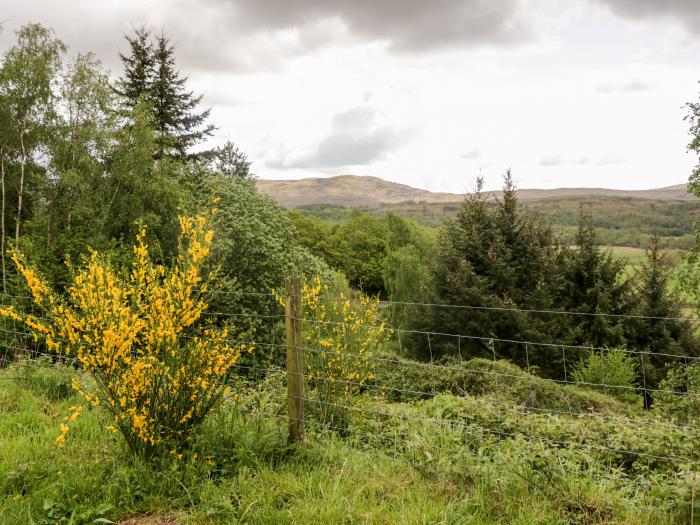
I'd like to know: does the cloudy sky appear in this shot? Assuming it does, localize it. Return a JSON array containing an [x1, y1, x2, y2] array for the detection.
[[2, 0, 699, 192]]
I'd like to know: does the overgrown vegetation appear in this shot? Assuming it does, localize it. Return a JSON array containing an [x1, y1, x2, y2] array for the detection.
[[2, 20, 700, 525]]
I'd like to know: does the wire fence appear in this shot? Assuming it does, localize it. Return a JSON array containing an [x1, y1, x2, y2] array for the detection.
[[1, 278, 700, 481]]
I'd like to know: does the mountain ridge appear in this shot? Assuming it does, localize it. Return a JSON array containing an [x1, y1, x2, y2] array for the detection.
[[256, 175, 693, 209]]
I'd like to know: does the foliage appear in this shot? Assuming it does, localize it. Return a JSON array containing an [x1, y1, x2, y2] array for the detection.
[[628, 235, 698, 393], [570, 349, 640, 405], [413, 173, 571, 373], [558, 207, 633, 349], [210, 140, 253, 179], [116, 27, 214, 160], [382, 212, 435, 329], [296, 197, 699, 250], [295, 276, 387, 429], [374, 355, 635, 416], [290, 210, 389, 296], [0, 23, 66, 255], [0, 212, 251, 457], [1, 358, 698, 524], [654, 361, 700, 423], [686, 80, 700, 197]]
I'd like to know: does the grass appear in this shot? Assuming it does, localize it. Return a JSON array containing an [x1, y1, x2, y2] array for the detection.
[[0, 359, 698, 524]]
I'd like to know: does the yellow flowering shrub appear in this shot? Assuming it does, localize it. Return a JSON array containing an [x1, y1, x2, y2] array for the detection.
[[3, 212, 251, 457], [297, 277, 386, 429]]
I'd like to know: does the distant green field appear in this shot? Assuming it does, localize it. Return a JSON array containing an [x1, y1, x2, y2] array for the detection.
[[295, 195, 699, 250], [605, 245, 685, 265]]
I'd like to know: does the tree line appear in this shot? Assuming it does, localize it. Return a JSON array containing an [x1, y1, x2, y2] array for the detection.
[[0, 23, 331, 375], [292, 171, 698, 397]]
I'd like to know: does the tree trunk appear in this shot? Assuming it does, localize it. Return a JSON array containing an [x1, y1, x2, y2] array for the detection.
[[15, 124, 26, 245], [0, 148, 6, 294], [46, 202, 53, 249]]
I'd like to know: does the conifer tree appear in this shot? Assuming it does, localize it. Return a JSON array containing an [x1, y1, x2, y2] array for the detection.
[[212, 140, 252, 179], [560, 206, 631, 348], [116, 28, 215, 160], [418, 173, 567, 374], [114, 26, 154, 111], [151, 31, 215, 159], [631, 235, 697, 398]]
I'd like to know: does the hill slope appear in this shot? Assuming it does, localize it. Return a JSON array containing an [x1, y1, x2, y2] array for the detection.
[[256, 175, 693, 208]]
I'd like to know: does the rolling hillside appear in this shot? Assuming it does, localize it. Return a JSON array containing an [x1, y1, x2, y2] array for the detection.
[[256, 175, 694, 209]]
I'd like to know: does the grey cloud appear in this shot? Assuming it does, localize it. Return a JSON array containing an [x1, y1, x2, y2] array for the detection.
[[461, 148, 481, 159], [0, 2, 142, 72], [597, 80, 654, 93], [267, 106, 415, 169], [539, 155, 563, 167], [591, 0, 700, 36], [331, 106, 376, 132], [1, 0, 531, 76], [288, 128, 404, 168], [572, 155, 627, 166], [621, 80, 653, 92], [209, 0, 531, 53]]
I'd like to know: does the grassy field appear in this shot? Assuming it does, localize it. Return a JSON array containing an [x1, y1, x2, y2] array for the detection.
[[1, 358, 698, 524]]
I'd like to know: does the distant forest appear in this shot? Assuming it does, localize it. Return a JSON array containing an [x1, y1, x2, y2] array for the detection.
[[294, 195, 699, 249]]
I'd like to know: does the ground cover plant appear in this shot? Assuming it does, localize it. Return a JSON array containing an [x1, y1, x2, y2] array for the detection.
[[1, 356, 699, 524]]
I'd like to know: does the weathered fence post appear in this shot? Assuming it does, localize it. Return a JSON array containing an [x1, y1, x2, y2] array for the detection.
[[285, 277, 303, 444]]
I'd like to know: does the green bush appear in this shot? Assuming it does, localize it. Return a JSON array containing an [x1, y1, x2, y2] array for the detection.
[[353, 392, 697, 477], [373, 355, 634, 416], [570, 350, 640, 406], [654, 361, 700, 423]]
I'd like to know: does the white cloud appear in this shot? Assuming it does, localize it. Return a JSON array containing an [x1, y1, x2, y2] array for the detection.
[[1, 0, 698, 192]]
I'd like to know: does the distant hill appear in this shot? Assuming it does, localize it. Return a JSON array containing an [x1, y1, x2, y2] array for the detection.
[[256, 175, 694, 208]]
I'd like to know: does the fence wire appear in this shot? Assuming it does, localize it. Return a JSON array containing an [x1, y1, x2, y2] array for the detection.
[[1, 287, 700, 479]]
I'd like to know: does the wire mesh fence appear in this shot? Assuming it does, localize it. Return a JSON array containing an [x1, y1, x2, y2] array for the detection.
[[1, 278, 700, 479]]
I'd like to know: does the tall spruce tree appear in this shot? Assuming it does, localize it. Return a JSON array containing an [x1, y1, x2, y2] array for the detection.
[[116, 28, 214, 160], [630, 235, 697, 399], [416, 173, 568, 374], [560, 206, 632, 349], [114, 26, 154, 111]]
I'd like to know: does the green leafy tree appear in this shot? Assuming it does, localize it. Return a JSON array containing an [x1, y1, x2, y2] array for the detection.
[[685, 80, 700, 196], [28, 53, 116, 282], [0, 79, 15, 292], [104, 96, 185, 261], [0, 24, 65, 244], [382, 213, 434, 334], [332, 211, 388, 296]]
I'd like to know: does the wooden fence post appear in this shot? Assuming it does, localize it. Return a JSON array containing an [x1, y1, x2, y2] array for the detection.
[[285, 277, 303, 444]]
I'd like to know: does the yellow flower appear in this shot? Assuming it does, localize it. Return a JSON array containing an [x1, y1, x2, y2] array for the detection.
[[0, 212, 249, 458]]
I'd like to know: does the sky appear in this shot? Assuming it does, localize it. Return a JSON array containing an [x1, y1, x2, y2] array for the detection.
[[1, 0, 699, 193]]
